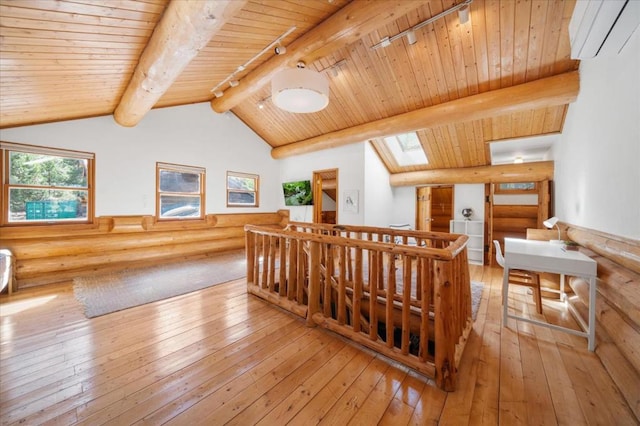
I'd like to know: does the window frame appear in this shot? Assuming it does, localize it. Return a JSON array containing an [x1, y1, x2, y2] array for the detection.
[[156, 162, 206, 221], [494, 182, 538, 194], [226, 171, 259, 208], [1, 141, 95, 226]]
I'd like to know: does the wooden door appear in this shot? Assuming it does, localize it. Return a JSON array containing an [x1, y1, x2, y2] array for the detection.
[[430, 186, 453, 233], [415, 186, 432, 231], [417, 186, 453, 232]]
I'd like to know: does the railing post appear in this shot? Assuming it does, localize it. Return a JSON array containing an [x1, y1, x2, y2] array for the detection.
[[246, 230, 255, 285], [433, 259, 457, 391], [307, 241, 321, 327], [279, 236, 287, 297], [287, 238, 297, 300], [353, 247, 363, 333]]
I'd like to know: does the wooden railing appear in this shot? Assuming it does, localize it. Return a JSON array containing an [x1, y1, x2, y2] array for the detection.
[[245, 221, 473, 391]]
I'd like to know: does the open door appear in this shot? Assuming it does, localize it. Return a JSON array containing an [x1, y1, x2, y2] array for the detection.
[[416, 186, 432, 231], [313, 169, 338, 224]]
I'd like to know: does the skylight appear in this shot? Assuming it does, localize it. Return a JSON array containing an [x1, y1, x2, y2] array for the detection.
[[383, 132, 428, 166]]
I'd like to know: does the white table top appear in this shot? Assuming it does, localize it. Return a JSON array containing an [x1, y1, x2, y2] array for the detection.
[[504, 238, 597, 277]]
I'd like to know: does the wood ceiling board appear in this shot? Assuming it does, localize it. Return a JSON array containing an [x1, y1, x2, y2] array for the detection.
[[0, 0, 579, 173]]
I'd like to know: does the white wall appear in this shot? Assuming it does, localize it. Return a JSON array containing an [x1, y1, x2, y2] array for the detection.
[[555, 29, 640, 240], [391, 186, 416, 226], [493, 194, 538, 205], [363, 142, 393, 227], [0, 102, 281, 216], [277, 143, 365, 225], [453, 184, 484, 221]]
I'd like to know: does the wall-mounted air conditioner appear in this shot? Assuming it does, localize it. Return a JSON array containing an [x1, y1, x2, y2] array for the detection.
[[569, 0, 640, 59]]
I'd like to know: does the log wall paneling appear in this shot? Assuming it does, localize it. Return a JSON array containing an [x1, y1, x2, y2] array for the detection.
[[0, 210, 289, 289], [562, 224, 640, 419]]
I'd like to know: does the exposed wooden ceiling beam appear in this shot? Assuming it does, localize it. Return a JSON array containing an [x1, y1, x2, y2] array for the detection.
[[389, 161, 555, 186], [114, 0, 247, 127], [210, 0, 429, 113], [271, 71, 580, 159]]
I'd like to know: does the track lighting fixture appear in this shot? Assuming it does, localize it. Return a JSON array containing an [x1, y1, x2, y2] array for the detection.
[[458, 5, 470, 24], [371, 0, 473, 50], [213, 90, 224, 98], [406, 30, 417, 45], [210, 26, 296, 96]]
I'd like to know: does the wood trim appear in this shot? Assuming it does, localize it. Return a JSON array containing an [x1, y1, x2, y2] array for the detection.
[[390, 161, 554, 186], [226, 171, 260, 208], [271, 71, 579, 159], [1, 142, 96, 227]]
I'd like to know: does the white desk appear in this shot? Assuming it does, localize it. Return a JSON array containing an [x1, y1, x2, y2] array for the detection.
[[502, 238, 598, 351]]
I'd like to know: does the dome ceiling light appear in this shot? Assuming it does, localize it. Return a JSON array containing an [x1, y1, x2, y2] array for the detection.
[[271, 62, 329, 114]]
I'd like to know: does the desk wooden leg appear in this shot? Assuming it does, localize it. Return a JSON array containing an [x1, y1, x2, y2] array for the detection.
[[588, 276, 597, 351], [502, 267, 510, 326]]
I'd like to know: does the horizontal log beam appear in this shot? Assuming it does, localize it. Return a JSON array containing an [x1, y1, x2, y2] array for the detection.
[[390, 161, 554, 186], [271, 71, 579, 159], [114, 0, 246, 127], [210, 0, 428, 113]]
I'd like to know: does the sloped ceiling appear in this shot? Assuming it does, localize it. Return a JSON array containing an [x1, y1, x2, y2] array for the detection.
[[0, 0, 579, 173]]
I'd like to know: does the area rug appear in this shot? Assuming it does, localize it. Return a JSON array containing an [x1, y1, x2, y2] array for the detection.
[[73, 250, 246, 318], [471, 281, 484, 321]]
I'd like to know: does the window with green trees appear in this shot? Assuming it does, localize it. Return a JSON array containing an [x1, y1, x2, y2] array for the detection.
[[1, 142, 93, 224]]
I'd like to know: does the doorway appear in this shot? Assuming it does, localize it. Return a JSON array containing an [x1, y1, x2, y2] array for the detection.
[[416, 186, 453, 232], [312, 169, 338, 224]]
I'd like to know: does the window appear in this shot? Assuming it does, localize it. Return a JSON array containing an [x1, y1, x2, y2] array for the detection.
[[495, 182, 538, 194], [1, 142, 94, 225], [227, 171, 259, 207], [381, 132, 428, 166], [156, 162, 205, 220]]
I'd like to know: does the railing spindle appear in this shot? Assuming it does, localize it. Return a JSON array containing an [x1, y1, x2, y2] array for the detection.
[[353, 247, 363, 333], [279, 236, 286, 296], [369, 251, 379, 341], [386, 252, 396, 348], [287, 239, 297, 300], [401, 255, 412, 355], [337, 245, 346, 324]]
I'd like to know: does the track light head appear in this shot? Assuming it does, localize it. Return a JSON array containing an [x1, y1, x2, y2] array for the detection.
[[458, 5, 470, 24], [213, 90, 224, 98], [406, 30, 417, 45]]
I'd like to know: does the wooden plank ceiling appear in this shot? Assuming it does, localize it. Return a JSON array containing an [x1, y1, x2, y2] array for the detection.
[[0, 0, 579, 173]]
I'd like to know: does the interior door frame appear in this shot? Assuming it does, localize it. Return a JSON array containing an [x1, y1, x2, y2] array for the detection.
[[312, 168, 339, 224]]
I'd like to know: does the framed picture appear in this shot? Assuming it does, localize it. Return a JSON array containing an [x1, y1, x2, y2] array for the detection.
[[343, 190, 358, 213]]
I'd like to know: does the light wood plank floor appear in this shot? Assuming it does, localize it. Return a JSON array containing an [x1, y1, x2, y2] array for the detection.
[[0, 264, 637, 425]]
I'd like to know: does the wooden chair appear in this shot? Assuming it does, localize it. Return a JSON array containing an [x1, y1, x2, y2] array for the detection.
[[493, 240, 543, 314]]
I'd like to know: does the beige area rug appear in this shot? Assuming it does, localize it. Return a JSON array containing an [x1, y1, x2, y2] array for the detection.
[[471, 281, 483, 320], [73, 250, 246, 318]]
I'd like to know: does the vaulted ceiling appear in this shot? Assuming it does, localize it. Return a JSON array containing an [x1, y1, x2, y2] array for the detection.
[[0, 0, 580, 174]]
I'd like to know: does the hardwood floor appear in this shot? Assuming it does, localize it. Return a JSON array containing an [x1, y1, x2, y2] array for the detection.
[[0, 264, 637, 425]]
